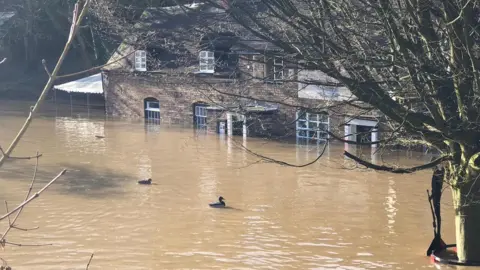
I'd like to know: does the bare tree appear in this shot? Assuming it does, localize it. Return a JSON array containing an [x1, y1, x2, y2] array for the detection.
[[207, 0, 480, 263], [0, 0, 92, 267]]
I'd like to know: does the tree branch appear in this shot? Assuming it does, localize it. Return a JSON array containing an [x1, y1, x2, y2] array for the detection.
[[0, 152, 41, 242], [326, 130, 383, 145], [0, 169, 67, 222], [86, 253, 94, 270], [233, 137, 328, 167], [343, 151, 451, 174], [41, 59, 52, 77], [0, 0, 92, 169], [4, 241, 52, 247]]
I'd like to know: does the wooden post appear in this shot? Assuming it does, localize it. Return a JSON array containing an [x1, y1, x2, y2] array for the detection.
[[54, 88, 57, 117]]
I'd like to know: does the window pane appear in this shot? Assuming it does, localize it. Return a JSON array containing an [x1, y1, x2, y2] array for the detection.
[[207, 51, 214, 57], [148, 101, 159, 109], [319, 114, 328, 122], [200, 51, 207, 58], [309, 121, 319, 129], [297, 112, 307, 121], [274, 57, 283, 65]]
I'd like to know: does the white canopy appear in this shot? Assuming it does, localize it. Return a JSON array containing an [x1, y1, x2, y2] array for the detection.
[[54, 73, 103, 94]]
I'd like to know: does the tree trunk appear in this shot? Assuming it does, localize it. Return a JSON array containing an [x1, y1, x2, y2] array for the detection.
[[452, 175, 480, 262]]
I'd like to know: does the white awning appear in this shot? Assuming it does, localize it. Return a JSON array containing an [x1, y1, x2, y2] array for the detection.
[[54, 73, 103, 94]]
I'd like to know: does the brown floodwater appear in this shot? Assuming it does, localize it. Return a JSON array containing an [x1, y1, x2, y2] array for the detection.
[[0, 101, 473, 269]]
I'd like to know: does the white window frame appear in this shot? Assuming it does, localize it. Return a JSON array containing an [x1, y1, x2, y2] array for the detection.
[[296, 111, 329, 141], [199, 51, 215, 73], [273, 56, 284, 81], [145, 100, 160, 120], [194, 105, 208, 128], [135, 50, 147, 71]]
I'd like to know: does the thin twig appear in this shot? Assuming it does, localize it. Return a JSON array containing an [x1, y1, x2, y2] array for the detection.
[[3, 202, 11, 226], [0, 169, 67, 222], [344, 151, 451, 174], [7, 153, 43, 160], [0, 152, 41, 242], [11, 225, 40, 231], [86, 253, 94, 270], [4, 241, 52, 247], [232, 137, 329, 167], [42, 59, 52, 77], [234, 159, 265, 169]]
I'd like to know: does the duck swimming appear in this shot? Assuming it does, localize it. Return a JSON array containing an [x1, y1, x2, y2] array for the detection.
[[209, 196, 226, 208], [138, 178, 152, 185]]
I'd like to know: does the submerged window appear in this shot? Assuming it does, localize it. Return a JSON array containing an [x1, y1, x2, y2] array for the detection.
[[144, 98, 160, 121], [296, 111, 329, 141], [135, 50, 147, 71], [194, 104, 208, 128]]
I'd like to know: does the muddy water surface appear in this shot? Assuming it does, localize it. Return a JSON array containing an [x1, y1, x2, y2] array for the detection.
[[0, 102, 469, 269]]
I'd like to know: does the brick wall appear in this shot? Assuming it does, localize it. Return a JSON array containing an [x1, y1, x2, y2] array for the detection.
[[103, 71, 303, 138], [103, 70, 382, 141]]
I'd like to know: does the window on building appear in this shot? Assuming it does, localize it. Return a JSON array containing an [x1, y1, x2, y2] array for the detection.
[[296, 111, 329, 141], [265, 56, 284, 81], [199, 51, 215, 73], [273, 57, 284, 80], [135, 50, 147, 71], [144, 98, 160, 121], [194, 104, 208, 128]]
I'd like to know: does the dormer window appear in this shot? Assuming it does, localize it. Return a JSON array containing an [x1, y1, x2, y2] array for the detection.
[[199, 51, 215, 73], [135, 50, 147, 71], [273, 57, 284, 80], [265, 56, 284, 82]]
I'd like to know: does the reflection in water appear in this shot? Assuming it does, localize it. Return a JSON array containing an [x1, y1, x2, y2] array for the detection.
[[371, 147, 378, 164], [295, 140, 329, 164], [226, 135, 233, 167], [0, 113, 465, 269], [136, 151, 152, 180], [241, 135, 247, 167], [385, 177, 398, 234], [198, 163, 217, 197], [55, 117, 106, 154], [145, 122, 161, 133]]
